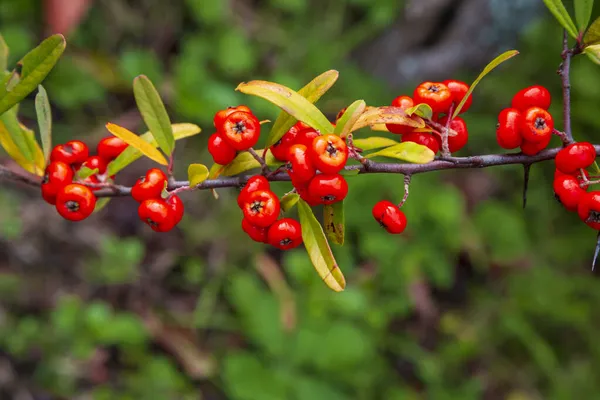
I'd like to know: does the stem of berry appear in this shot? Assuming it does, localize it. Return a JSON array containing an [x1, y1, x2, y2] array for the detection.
[[440, 104, 454, 158], [347, 133, 372, 169], [167, 152, 175, 178], [553, 129, 570, 145], [398, 175, 411, 208], [248, 148, 270, 174]]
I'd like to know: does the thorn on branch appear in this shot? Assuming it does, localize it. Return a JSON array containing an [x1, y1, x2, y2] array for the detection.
[[593, 231, 600, 272], [522, 164, 531, 209]]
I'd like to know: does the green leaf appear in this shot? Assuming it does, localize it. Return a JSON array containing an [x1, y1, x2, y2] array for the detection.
[[584, 16, 600, 44], [323, 201, 344, 245], [452, 50, 519, 118], [133, 75, 175, 155], [220, 149, 284, 177], [236, 79, 333, 137], [35, 85, 52, 162], [542, 0, 579, 39], [0, 109, 33, 165], [0, 34, 7, 72], [77, 166, 98, 180], [405, 103, 433, 120], [106, 123, 200, 176], [353, 137, 399, 151], [105, 123, 168, 165], [297, 199, 345, 292], [339, 169, 360, 177], [266, 70, 338, 147], [333, 100, 366, 138], [575, 0, 594, 31], [20, 122, 46, 174], [351, 106, 424, 132], [188, 163, 209, 187], [281, 192, 300, 212], [94, 197, 111, 213], [584, 43, 600, 64], [0, 34, 66, 116], [365, 142, 435, 164]]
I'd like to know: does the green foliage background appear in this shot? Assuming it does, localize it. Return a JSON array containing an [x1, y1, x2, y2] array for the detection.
[[2, 0, 600, 399]]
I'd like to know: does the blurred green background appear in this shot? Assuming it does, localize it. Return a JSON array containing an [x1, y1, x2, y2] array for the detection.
[[2, 0, 600, 399]]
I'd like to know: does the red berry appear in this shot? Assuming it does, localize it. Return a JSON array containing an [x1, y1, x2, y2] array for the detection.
[[442, 80, 472, 113], [81, 174, 102, 191], [82, 155, 108, 175], [438, 116, 468, 153], [555, 167, 589, 181], [97, 136, 128, 160], [55, 183, 96, 221], [496, 108, 523, 149], [270, 124, 300, 162], [386, 95, 416, 135], [237, 175, 270, 209], [219, 111, 261, 151], [242, 190, 281, 228], [138, 198, 176, 232], [307, 174, 348, 205], [166, 194, 184, 225], [553, 175, 587, 212], [267, 218, 303, 250], [511, 85, 551, 111], [296, 185, 321, 207], [413, 82, 453, 114], [578, 191, 600, 230], [401, 132, 440, 154], [555, 142, 596, 175], [50, 140, 89, 166], [213, 105, 252, 128], [372, 200, 407, 234], [208, 132, 237, 165], [310, 134, 348, 174], [295, 127, 321, 149], [520, 107, 554, 143], [520, 134, 552, 156], [241, 218, 269, 243], [41, 161, 74, 205], [131, 168, 167, 202], [288, 144, 317, 185]]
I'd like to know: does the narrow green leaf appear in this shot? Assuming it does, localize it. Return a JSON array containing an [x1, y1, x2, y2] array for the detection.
[[35, 85, 52, 162], [0, 34, 66, 116], [353, 137, 399, 151], [188, 163, 209, 187], [405, 103, 433, 120], [236, 80, 333, 137], [323, 201, 344, 245], [133, 75, 175, 155], [334, 100, 366, 138], [266, 70, 338, 147], [5, 70, 19, 91], [575, 0, 594, 31], [452, 50, 519, 118], [542, 0, 579, 39], [0, 35, 8, 72], [584, 16, 600, 44], [351, 106, 424, 132], [94, 197, 111, 213], [281, 192, 300, 212], [365, 142, 435, 164], [105, 123, 168, 165], [76, 166, 98, 180], [339, 169, 360, 177], [20, 122, 45, 173], [297, 199, 346, 292], [0, 109, 33, 163], [220, 149, 284, 176], [585, 43, 600, 64]]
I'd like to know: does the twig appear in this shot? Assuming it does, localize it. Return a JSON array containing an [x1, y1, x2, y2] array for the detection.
[[559, 30, 574, 144], [247, 148, 270, 174], [440, 104, 454, 158], [398, 175, 411, 208], [0, 165, 42, 186]]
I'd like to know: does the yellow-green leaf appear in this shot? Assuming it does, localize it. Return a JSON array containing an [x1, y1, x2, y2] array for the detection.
[[94, 197, 111, 213], [353, 137, 399, 151], [236, 80, 333, 136], [0, 108, 33, 165], [133, 75, 175, 155], [334, 100, 366, 139], [0, 118, 43, 175], [105, 122, 168, 166], [365, 142, 435, 164], [575, 0, 594, 32], [220, 149, 284, 177], [107, 123, 200, 176], [452, 50, 519, 118], [35, 85, 52, 162], [297, 199, 346, 292], [0, 34, 66, 116], [188, 163, 209, 187], [585, 16, 600, 44], [405, 103, 433, 120], [323, 201, 344, 245], [0, 35, 8, 72], [20, 122, 46, 174], [351, 106, 424, 132], [266, 70, 338, 147], [281, 192, 300, 212], [584, 43, 600, 64], [76, 166, 98, 179], [542, 0, 579, 38]]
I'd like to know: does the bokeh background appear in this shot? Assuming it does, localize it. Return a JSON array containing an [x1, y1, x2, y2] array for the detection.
[[2, 0, 600, 399]]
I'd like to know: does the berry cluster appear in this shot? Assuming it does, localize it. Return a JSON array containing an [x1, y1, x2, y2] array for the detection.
[[384, 80, 473, 154], [133, 168, 184, 232], [208, 105, 261, 165], [41, 137, 128, 221], [496, 85, 554, 155]]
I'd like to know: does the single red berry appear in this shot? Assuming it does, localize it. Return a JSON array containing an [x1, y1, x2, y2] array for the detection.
[[237, 175, 271, 209], [310, 134, 348, 174], [138, 199, 176, 232], [555, 142, 596, 175], [555, 167, 589, 181], [97, 136, 128, 160], [55, 183, 96, 221], [307, 174, 348, 205], [50, 140, 89, 166], [270, 124, 300, 162], [166, 194, 184, 225], [520, 133, 552, 156], [219, 111, 261, 151], [81, 155, 108, 175], [41, 161, 74, 205], [213, 105, 252, 128], [553, 175, 587, 212], [386, 95, 416, 135], [287, 144, 316, 185], [438, 116, 468, 153], [442, 80, 472, 113], [242, 190, 281, 228], [208, 132, 237, 165], [267, 218, 303, 250], [520, 107, 554, 143], [295, 127, 321, 149], [372, 200, 407, 234], [401, 132, 440, 154], [496, 108, 523, 149], [578, 191, 600, 230], [511, 85, 551, 111], [296, 184, 321, 207], [131, 168, 167, 202], [81, 174, 102, 191], [413, 82, 453, 114], [241, 218, 269, 243]]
